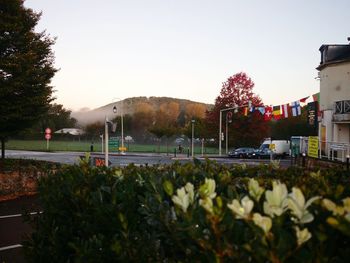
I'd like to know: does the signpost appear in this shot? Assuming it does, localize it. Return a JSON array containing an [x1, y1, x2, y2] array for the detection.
[[45, 128, 51, 151], [109, 137, 119, 152], [308, 136, 319, 158]]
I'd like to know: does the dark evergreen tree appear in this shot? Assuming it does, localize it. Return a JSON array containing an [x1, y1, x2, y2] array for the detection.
[[0, 0, 57, 158]]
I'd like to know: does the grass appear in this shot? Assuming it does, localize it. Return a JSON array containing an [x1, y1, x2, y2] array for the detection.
[[6, 140, 219, 154]]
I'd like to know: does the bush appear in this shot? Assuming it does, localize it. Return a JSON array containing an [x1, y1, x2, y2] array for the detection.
[[0, 159, 61, 200], [24, 160, 350, 262]]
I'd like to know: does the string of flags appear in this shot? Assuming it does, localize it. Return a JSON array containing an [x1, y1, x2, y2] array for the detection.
[[238, 92, 320, 121]]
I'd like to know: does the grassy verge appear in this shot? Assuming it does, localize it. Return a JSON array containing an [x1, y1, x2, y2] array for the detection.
[[6, 139, 219, 154]]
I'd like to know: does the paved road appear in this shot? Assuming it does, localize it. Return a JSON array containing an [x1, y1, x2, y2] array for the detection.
[[0, 196, 41, 263], [5, 150, 291, 167]]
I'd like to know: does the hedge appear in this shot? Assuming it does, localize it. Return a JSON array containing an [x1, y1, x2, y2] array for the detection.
[[24, 158, 350, 262]]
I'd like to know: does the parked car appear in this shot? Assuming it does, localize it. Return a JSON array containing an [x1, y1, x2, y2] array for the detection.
[[228, 147, 256, 158], [249, 148, 277, 159]]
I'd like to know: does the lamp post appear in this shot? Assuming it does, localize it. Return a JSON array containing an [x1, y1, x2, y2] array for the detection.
[[225, 112, 232, 154], [191, 119, 195, 157], [219, 101, 251, 156], [104, 105, 117, 167], [112, 98, 125, 155]]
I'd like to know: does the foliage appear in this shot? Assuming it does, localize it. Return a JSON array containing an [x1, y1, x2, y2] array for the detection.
[[0, 0, 57, 157], [18, 104, 77, 139], [0, 158, 61, 199], [206, 72, 269, 148], [24, 161, 350, 262]]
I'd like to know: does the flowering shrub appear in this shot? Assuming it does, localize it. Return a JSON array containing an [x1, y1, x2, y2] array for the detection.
[[24, 160, 350, 262]]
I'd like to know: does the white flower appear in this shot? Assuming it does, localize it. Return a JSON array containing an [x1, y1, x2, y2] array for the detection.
[[287, 187, 320, 224], [322, 199, 345, 216], [342, 197, 350, 213], [263, 181, 288, 217], [172, 187, 190, 213], [185, 182, 195, 204], [343, 198, 350, 222], [253, 213, 272, 234], [199, 178, 217, 199], [295, 226, 312, 246], [227, 196, 254, 219], [199, 197, 214, 214], [248, 178, 264, 202]]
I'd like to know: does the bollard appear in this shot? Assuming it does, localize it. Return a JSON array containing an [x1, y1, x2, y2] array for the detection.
[[174, 148, 177, 157], [90, 143, 94, 152], [347, 155, 349, 171], [187, 148, 190, 158], [302, 152, 306, 167]]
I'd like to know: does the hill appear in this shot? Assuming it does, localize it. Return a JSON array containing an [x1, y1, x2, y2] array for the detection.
[[72, 96, 213, 125]]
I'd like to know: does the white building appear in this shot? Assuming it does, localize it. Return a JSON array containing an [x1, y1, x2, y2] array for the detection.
[[317, 38, 350, 158]]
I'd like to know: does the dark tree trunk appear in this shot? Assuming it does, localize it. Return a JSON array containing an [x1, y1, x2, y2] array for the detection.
[[1, 137, 5, 159]]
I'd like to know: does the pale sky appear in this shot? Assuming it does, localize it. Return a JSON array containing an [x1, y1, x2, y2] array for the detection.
[[24, 0, 349, 111]]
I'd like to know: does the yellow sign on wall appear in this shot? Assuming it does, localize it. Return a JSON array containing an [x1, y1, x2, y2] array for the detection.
[[308, 136, 319, 158]]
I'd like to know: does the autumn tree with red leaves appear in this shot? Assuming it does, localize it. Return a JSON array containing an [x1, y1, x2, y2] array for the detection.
[[206, 72, 269, 148]]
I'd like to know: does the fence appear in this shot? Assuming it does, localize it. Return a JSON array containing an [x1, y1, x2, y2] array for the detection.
[[297, 137, 350, 163]]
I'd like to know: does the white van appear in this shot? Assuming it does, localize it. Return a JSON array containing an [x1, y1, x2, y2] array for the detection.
[[260, 138, 290, 158]]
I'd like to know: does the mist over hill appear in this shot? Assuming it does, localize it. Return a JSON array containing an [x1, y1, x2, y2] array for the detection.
[[72, 97, 213, 125]]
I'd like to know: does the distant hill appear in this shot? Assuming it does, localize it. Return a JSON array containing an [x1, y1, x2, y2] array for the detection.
[[72, 96, 213, 125]]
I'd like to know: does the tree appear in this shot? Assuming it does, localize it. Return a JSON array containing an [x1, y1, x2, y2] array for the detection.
[[131, 102, 155, 142], [269, 106, 317, 139], [37, 104, 77, 132], [0, 0, 57, 158], [85, 121, 104, 141], [149, 102, 180, 153], [206, 72, 269, 148]]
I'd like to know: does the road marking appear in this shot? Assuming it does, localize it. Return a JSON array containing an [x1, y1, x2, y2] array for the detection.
[[0, 211, 43, 219], [0, 244, 23, 251]]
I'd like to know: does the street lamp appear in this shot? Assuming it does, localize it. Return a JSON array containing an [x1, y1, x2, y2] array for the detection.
[[219, 101, 251, 156], [191, 119, 195, 157], [104, 103, 118, 167], [112, 98, 125, 155], [226, 112, 233, 154]]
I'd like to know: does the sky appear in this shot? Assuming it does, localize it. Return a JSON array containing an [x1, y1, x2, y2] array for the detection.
[[24, 0, 349, 111]]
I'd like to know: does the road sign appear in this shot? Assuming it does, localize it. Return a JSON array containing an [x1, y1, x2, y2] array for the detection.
[[118, 147, 127, 151], [45, 134, 51, 140], [94, 157, 111, 167], [45, 128, 51, 134], [108, 137, 119, 152], [308, 136, 319, 158]]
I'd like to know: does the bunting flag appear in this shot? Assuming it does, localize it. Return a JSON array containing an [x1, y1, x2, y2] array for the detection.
[[299, 96, 309, 103], [312, 92, 320, 102], [272, 105, 282, 120], [241, 92, 319, 121], [281, 104, 290, 118], [264, 106, 273, 121], [257, 107, 265, 115], [243, 107, 248, 116], [290, 101, 301, 116]]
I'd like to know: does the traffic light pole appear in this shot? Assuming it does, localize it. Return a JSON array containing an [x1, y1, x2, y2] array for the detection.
[[218, 101, 251, 156], [105, 116, 109, 167]]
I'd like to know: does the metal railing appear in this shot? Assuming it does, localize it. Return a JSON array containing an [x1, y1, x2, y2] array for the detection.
[[300, 137, 350, 162]]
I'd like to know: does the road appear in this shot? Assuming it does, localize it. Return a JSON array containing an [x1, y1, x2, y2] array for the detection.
[[0, 196, 41, 263], [5, 150, 291, 167]]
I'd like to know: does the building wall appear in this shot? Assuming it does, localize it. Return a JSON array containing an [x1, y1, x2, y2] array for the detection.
[[319, 62, 350, 111], [335, 123, 350, 143]]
